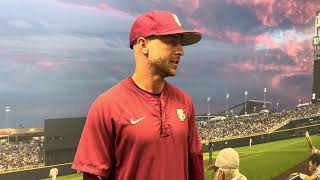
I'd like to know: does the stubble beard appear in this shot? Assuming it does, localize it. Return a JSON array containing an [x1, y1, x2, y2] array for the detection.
[[149, 57, 176, 78]]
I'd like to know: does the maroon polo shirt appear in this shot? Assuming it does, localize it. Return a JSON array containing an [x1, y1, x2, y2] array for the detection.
[[72, 77, 204, 180]]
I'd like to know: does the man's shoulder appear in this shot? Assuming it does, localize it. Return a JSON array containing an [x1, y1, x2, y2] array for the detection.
[[98, 79, 129, 100], [99, 79, 128, 98], [166, 81, 191, 100]]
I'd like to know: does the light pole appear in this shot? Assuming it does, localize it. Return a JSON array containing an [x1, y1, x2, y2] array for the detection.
[[207, 97, 211, 120], [226, 93, 230, 117], [312, 93, 316, 102], [263, 88, 267, 109], [231, 109, 234, 119], [253, 106, 256, 113], [5, 106, 10, 128], [276, 102, 279, 112], [18, 120, 24, 128], [298, 98, 301, 105], [244, 90, 248, 115]]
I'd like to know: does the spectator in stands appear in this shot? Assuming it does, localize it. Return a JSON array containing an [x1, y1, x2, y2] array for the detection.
[[290, 154, 320, 180], [213, 148, 247, 180], [198, 103, 320, 142], [0, 139, 43, 173]]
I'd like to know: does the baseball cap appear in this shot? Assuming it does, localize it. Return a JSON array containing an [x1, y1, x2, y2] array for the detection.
[[129, 10, 201, 49], [215, 148, 240, 169]]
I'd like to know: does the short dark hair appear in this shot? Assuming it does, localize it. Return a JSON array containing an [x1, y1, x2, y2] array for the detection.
[[309, 154, 320, 165], [132, 35, 157, 49]]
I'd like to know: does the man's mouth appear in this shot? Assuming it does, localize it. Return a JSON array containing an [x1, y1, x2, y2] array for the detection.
[[170, 60, 180, 65]]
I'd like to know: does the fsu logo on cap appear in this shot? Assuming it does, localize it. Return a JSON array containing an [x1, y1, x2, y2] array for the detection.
[[176, 109, 186, 121], [171, 14, 182, 27]]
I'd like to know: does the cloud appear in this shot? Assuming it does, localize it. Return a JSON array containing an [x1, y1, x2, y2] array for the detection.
[[226, 0, 317, 27], [55, 0, 135, 17], [7, 19, 34, 29], [0, 0, 318, 127]]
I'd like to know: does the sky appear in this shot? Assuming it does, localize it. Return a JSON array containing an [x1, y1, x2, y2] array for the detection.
[[0, 0, 319, 128]]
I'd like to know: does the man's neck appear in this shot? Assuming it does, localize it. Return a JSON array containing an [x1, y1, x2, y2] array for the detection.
[[131, 74, 165, 94]]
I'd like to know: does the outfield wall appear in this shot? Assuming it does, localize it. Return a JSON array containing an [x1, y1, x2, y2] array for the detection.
[[203, 124, 320, 152], [0, 163, 76, 180], [44, 117, 86, 165]]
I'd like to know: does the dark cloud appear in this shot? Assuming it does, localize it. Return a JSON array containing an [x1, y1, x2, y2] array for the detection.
[[251, 49, 295, 66], [280, 74, 312, 90], [192, 1, 261, 35]]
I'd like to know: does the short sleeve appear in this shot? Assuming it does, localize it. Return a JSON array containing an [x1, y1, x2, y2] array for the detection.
[[72, 96, 116, 178]]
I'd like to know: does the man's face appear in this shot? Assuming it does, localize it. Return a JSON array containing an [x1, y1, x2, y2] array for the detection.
[[309, 160, 318, 173], [146, 34, 184, 77]]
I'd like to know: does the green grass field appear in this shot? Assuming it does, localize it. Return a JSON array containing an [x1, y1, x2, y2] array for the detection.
[[43, 135, 320, 180]]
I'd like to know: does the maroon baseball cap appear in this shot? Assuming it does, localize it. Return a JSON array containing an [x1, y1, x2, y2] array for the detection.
[[129, 10, 202, 49]]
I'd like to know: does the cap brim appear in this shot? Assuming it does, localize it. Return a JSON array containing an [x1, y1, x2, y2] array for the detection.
[[156, 30, 202, 46]]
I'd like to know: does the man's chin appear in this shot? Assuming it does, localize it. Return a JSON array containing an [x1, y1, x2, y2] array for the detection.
[[167, 72, 177, 77]]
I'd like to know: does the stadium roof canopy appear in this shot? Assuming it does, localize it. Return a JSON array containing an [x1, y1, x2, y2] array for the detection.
[[218, 99, 272, 116]]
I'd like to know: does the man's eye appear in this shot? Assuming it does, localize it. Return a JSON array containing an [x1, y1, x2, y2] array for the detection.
[[166, 39, 178, 46], [170, 40, 178, 46]]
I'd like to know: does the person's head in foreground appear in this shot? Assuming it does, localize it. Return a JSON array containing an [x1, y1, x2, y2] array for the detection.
[[309, 153, 320, 173], [213, 148, 247, 180], [290, 154, 320, 180]]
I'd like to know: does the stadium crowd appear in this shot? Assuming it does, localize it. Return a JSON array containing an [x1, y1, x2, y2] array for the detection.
[[198, 103, 320, 141], [0, 139, 44, 172]]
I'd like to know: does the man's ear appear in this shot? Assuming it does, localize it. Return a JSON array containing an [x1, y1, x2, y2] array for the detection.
[[136, 37, 148, 55]]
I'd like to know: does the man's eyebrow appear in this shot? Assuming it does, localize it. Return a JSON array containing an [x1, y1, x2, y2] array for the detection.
[[164, 35, 182, 41]]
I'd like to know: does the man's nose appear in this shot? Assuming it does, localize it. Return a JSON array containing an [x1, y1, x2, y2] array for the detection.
[[175, 43, 184, 56]]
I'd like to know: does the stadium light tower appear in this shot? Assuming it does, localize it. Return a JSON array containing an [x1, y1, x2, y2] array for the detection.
[[226, 93, 230, 117], [244, 90, 248, 115], [263, 88, 267, 109], [207, 97, 211, 120], [5, 106, 11, 128], [312, 93, 316, 103], [230, 109, 234, 119]]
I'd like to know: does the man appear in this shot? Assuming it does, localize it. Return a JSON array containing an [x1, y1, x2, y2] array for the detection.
[[290, 154, 320, 180], [72, 10, 204, 180], [213, 148, 247, 180]]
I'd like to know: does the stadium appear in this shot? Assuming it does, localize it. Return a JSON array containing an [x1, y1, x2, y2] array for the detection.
[[2, 101, 320, 179], [1, 4, 320, 180]]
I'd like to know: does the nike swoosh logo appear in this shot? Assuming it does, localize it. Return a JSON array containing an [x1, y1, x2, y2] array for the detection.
[[130, 116, 145, 125]]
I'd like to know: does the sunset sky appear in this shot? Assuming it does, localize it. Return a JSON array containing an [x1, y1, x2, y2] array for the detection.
[[0, 0, 319, 128]]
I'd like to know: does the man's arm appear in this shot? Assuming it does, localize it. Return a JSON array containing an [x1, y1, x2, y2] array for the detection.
[[312, 146, 320, 155], [291, 173, 317, 180], [72, 97, 116, 178], [303, 174, 317, 180], [188, 102, 205, 180]]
